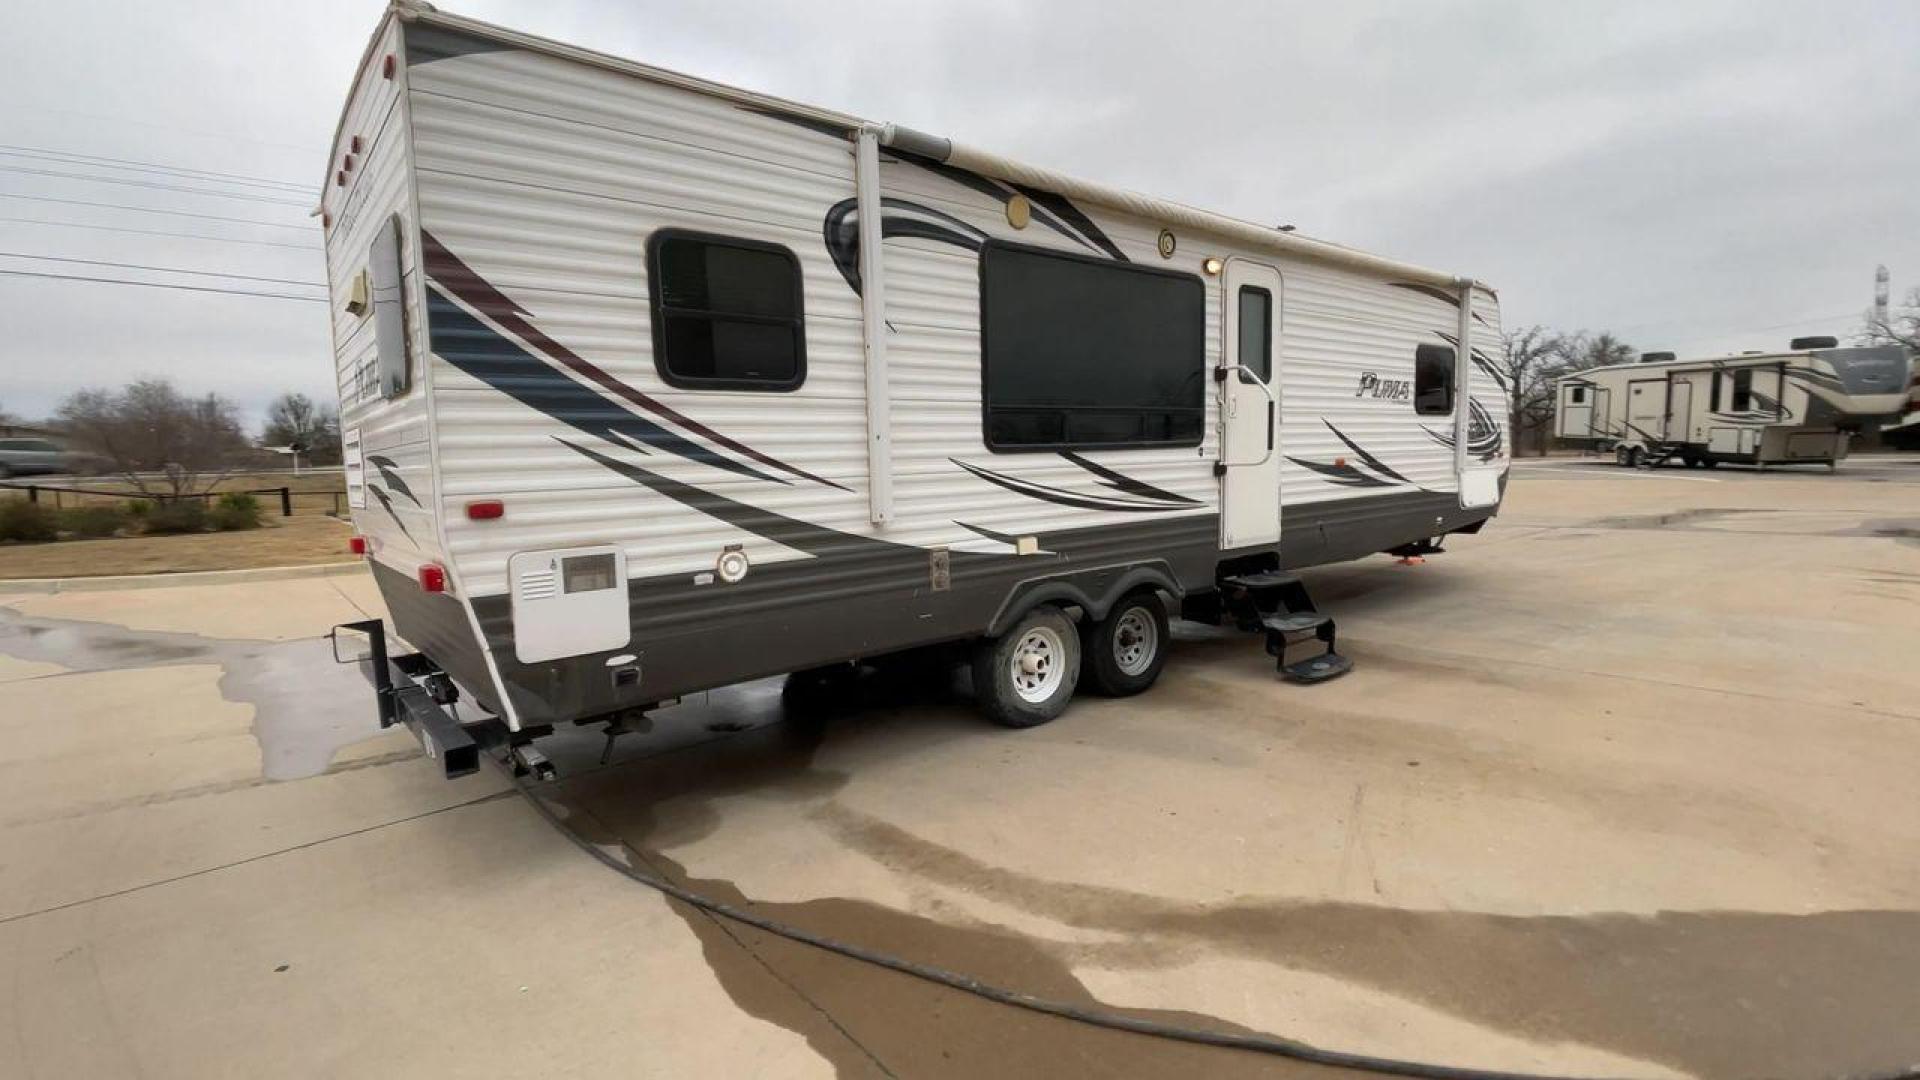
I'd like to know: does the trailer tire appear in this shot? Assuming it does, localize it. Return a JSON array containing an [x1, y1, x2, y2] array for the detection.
[[1081, 589, 1169, 697], [973, 605, 1080, 728], [1614, 445, 1633, 467]]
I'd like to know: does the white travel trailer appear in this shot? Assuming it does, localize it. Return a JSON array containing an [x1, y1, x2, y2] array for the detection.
[[1554, 338, 1913, 469], [323, 3, 1511, 775]]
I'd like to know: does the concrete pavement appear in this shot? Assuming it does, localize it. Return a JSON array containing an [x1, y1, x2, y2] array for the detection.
[[2, 458, 1918, 1078]]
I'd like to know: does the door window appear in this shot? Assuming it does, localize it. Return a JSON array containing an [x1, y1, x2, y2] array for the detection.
[[1236, 286, 1272, 384]]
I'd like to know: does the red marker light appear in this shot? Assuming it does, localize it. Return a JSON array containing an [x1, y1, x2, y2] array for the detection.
[[418, 563, 447, 593], [350, 135, 364, 154], [382, 54, 396, 79], [348, 535, 368, 555], [465, 499, 504, 521]]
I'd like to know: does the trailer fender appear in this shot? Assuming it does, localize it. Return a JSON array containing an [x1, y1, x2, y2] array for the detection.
[[985, 563, 1182, 637]]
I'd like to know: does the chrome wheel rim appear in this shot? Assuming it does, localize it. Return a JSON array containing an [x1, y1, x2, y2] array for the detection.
[[1010, 626, 1066, 703], [1112, 607, 1157, 676]]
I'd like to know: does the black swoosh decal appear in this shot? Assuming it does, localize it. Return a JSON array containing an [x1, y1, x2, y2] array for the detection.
[[1321, 421, 1411, 484], [1058, 452, 1201, 505], [367, 484, 414, 543], [824, 197, 989, 294], [427, 290, 785, 485], [1287, 456, 1396, 488], [365, 455, 420, 506], [1393, 283, 1491, 326], [424, 231, 846, 490], [952, 459, 1194, 514], [1005, 183, 1127, 262]]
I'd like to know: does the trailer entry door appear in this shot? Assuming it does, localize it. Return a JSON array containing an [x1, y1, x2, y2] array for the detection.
[[1219, 259, 1282, 550]]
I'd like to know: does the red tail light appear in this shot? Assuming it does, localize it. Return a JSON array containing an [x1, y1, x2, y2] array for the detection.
[[348, 535, 368, 555], [418, 564, 447, 593], [465, 499, 504, 520]]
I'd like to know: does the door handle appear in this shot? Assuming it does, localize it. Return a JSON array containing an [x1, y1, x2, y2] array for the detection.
[[1217, 364, 1276, 469]]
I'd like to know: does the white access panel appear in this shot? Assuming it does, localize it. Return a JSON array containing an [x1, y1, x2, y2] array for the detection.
[[509, 545, 631, 664]]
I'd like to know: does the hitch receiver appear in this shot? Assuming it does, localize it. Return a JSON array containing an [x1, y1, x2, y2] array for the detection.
[[332, 618, 480, 779]]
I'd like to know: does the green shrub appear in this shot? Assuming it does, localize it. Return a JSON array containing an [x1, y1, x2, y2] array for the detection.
[[143, 499, 208, 534], [0, 499, 58, 543], [210, 492, 262, 531], [126, 499, 152, 519], [59, 505, 130, 538]]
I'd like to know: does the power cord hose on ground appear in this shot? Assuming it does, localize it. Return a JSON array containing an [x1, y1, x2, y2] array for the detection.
[[504, 764, 1919, 1080]]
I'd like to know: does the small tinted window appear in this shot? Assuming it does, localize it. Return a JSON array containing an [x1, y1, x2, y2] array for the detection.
[[1414, 343, 1454, 415], [1731, 368, 1753, 411], [649, 231, 805, 391], [1568, 385, 1587, 405], [1237, 286, 1273, 384], [369, 215, 411, 399], [981, 241, 1204, 450]]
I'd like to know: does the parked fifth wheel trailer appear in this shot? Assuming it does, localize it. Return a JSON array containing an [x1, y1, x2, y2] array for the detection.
[[1554, 337, 1912, 470], [322, 3, 1512, 777]]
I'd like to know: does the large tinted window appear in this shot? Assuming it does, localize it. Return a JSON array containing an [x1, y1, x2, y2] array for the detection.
[[981, 242, 1204, 450], [369, 214, 410, 399], [1731, 368, 1754, 411], [649, 231, 805, 391], [1414, 343, 1454, 415]]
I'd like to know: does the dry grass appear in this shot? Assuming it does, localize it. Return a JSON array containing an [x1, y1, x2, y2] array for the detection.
[[0, 515, 356, 579]]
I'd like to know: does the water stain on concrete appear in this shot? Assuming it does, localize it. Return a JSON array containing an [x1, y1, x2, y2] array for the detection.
[[812, 805, 1920, 1080], [0, 607, 387, 781], [540, 660, 1920, 1080], [1857, 519, 1920, 548], [1584, 508, 1766, 530], [546, 728, 1354, 1080]]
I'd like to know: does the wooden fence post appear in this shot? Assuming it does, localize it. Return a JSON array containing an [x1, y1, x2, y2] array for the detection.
[[279, 487, 292, 517]]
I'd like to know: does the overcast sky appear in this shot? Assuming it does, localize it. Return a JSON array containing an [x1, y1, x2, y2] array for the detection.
[[2, 0, 1916, 429]]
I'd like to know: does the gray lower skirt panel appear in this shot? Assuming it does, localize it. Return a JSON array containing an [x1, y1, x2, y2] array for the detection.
[[447, 487, 1497, 726]]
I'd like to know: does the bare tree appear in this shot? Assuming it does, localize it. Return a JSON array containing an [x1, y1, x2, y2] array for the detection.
[[1498, 325, 1568, 456], [1859, 285, 1920, 353], [1573, 330, 1637, 369], [56, 379, 249, 498], [261, 392, 342, 467], [1497, 327, 1634, 455]]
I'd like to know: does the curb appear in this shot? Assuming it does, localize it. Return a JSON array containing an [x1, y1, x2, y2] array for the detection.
[[0, 560, 366, 595]]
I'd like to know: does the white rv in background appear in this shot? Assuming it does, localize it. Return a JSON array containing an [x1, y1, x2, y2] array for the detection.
[[322, 3, 1511, 775], [1554, 337, 1912, 469]]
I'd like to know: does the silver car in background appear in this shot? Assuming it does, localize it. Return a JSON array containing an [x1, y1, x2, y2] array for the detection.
[[0, 437, 74, 479]]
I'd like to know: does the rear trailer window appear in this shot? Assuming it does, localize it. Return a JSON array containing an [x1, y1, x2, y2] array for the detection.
[[369, 215, 411, 399], [648, 231, 806, 391], [1414, 343, 1454, 415]]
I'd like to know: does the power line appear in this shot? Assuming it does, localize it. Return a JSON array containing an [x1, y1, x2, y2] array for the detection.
[[0, 193, 315, 232], [0, 251, 324, 288], [0, 216, 317, 250], [17, 104, 315, 155], [0, 145, 310, 194], [0, 267, 325, 303], [0, 164, 312, 207]]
